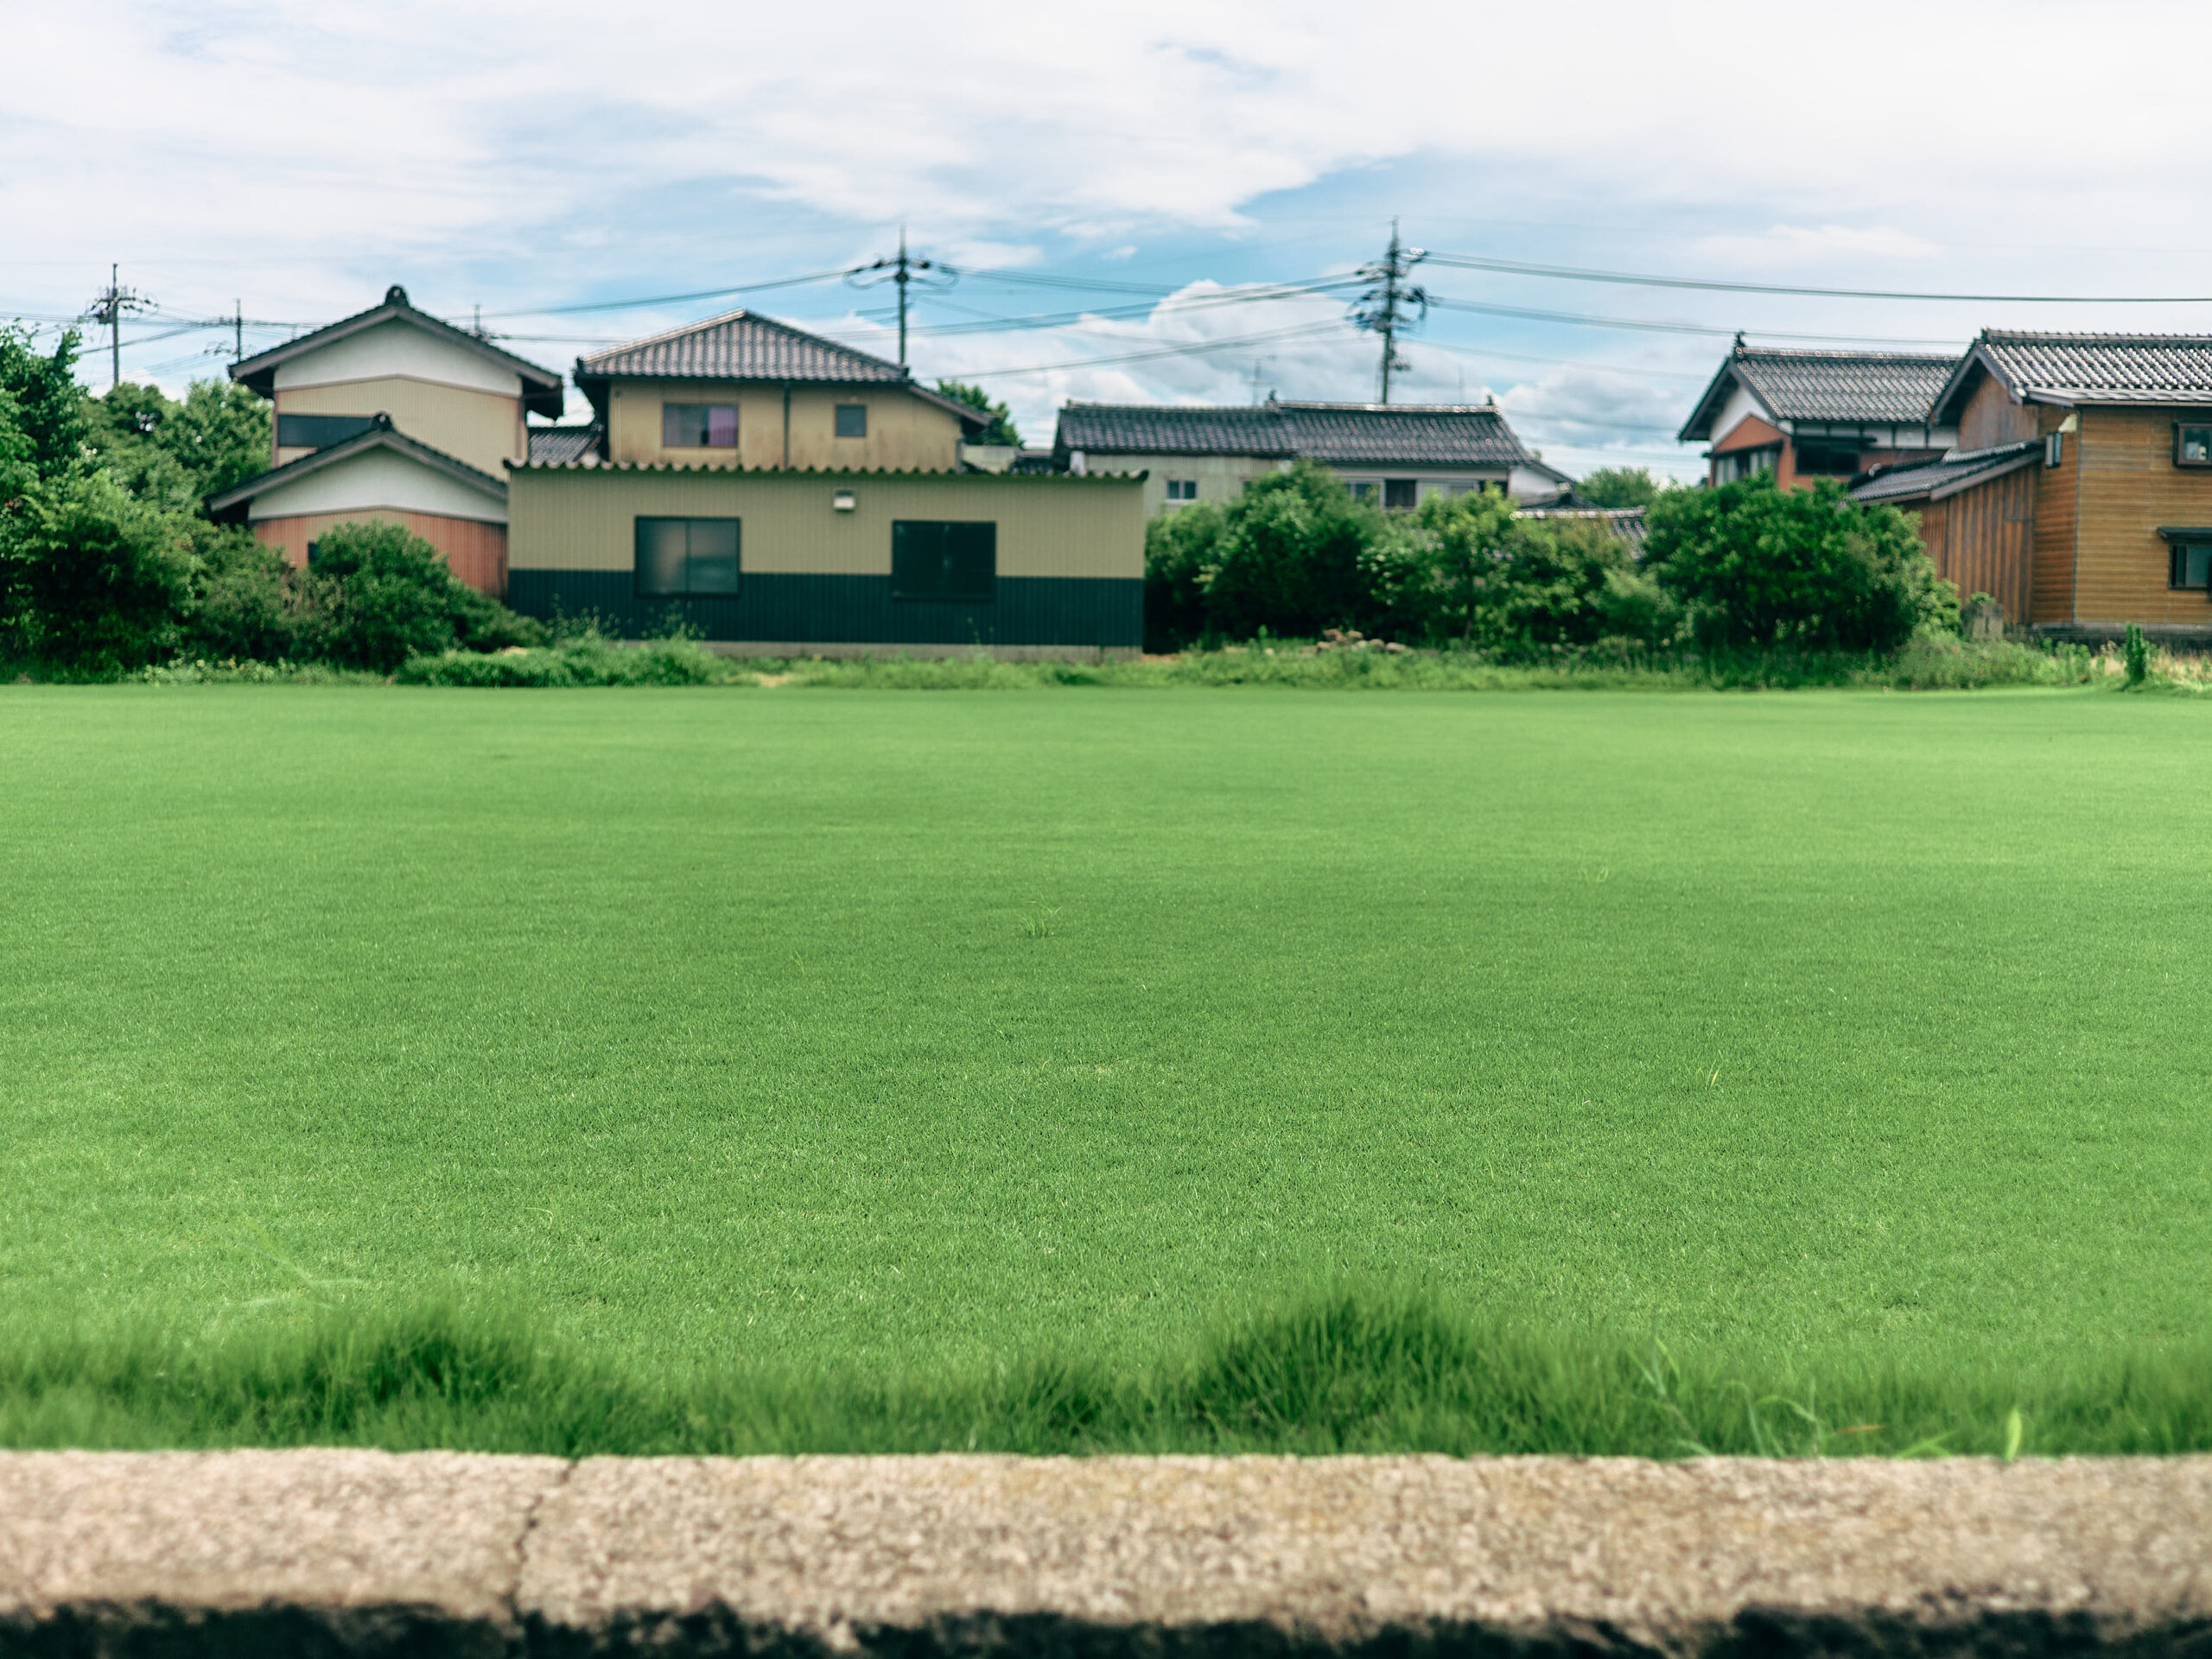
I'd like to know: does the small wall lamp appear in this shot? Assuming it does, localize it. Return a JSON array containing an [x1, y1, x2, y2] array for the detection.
[[832, 488, 857, 512]]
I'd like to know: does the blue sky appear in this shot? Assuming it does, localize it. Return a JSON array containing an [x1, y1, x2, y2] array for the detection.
[[8, 0, 2211, 479]]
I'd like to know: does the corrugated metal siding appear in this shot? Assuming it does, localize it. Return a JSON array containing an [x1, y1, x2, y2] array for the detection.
[[510, 467, 1144, 580], [510, 571, 1141, 648]]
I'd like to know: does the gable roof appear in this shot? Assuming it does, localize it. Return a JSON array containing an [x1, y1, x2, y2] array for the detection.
[[203, 414, 505, 521], [576, 308, 908, 384], [231, 285, 564, 418], [1934, 330, 2212, 422], [572, 309, 988, 429], [1679, 343, 1961, 441], [1848, 440, 2042, 505], [1053, 399, 1555, 474]]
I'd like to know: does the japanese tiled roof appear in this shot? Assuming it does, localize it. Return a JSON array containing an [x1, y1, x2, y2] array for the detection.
[[1678, 345, 1962, 441], [1053, 399, 1543, 468], [1967, 331, 2212, 404], [1849, 440, 2041, 505], [575, 310, 909, 384], [526, 424, 603, 465], [231, 284, 564, 418]]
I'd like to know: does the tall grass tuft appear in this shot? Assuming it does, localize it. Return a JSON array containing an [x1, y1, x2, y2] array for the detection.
[[4, 1292, 2208, 1457]]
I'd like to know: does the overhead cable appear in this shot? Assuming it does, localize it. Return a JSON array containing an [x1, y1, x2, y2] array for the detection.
[[1424, 252, 2212, 305]]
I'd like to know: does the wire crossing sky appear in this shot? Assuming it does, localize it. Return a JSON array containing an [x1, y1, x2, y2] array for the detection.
[[8, 0, 2210, 477]]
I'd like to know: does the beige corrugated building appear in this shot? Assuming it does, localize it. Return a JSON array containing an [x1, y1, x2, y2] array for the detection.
[[508, 314, 1145, 656]]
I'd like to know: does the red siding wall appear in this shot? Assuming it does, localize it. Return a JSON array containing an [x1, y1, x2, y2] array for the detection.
[[252, 510, 508, 598]]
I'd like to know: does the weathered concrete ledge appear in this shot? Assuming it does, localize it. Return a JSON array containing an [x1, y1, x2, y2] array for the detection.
[[3, 1452, 2209, 1657]]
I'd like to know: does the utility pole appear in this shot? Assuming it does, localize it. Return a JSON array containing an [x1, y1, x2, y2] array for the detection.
[[234, 300, 244, 363], [1350, 220, 1427, 404], [850, 226, 945, 370], [86, 264, 149, 390], [1246, 358, 1275, 404]]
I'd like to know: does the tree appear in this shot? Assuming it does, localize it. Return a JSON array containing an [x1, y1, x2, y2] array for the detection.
[[1575, 467, 1665, 510], [0, 467, 193, 671], [86, 378, 271, 513], [0, 326, 88, 482], [1642, 473, 1955, 653], [1202, 461, 1396, 641], [933, 379, 1020, 447]]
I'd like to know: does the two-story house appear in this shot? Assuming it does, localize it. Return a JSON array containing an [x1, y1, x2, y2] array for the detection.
[[1677, 342, 1958, 488], [206, 286, 566, 594], [505, 311, 1146, 657], [1853, 331, 2212, 637], [1050, 397, 1572, 516]]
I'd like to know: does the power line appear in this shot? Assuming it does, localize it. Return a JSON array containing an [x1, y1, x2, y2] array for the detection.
[[1426, 294, 1962, 348], [473, 268, 854, 321], [1424, 251, 2212, 305], [919, 320, 1356, 379]]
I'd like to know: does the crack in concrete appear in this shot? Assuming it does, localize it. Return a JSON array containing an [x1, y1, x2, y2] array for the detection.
[[3, 1452, 2209, 1657]]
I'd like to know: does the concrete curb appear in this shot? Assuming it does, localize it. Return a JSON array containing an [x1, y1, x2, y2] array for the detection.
[[3, 1452, 2209, 1656]]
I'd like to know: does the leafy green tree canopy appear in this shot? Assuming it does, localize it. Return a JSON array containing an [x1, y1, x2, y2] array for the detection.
[[1642, 473, 1955, 652], [0, 326, 89, 483], [1575, 467, 1666, 510], [933, 379, 1020, 448], [86, 378, 271, 513]]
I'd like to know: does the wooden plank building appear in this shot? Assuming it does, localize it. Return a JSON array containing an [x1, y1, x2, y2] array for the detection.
[[1856, 332, 2212, 638]]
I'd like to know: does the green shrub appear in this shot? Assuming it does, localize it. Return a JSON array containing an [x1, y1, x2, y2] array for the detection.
[[2125, 622, 2150, 686], [1643, 474, 1955, 653], [293, 521, 545, 671], [1203, 462, 1399, 643], [0, 469, 194, 673], [1143, 501, 1228, 652], [397, 632, 726, 687], [177, 524, 300, 662]]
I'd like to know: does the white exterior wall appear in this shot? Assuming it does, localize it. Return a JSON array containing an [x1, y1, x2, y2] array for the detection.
[[247, 448, 506, 525], [1707, 384, 1773, 446], [271, 319, 524, 399], [1121, 454, 1546, 515]]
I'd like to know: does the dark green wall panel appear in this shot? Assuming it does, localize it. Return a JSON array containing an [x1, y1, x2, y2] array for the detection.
[[509, 571, 1141, 649]]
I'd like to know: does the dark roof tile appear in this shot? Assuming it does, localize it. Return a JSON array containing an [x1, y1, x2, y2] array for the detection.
[[1848, 440, 2041, 505], [1054, 400, 1547, 470], [1967, 331, 2212, 405], [526, 424, 603, 465], [576, 310, 908, 384]]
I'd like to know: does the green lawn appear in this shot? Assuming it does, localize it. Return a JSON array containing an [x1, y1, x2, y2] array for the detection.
[[3, 684, 2209, 1424]]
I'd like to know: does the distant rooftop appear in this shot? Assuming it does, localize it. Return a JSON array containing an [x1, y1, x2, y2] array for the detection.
[[1679, 344, 1961, 441], [1053, 398, 1550, 472]]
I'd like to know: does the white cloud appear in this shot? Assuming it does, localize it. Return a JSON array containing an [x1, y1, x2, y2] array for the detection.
[[10, 0, 2210, 479]]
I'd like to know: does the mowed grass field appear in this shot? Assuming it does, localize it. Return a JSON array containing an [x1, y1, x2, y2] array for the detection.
[[3, 683, 2210, 1449]]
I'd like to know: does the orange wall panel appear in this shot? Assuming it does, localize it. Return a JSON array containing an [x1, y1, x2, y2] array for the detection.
[[252, 509, 508, 598]]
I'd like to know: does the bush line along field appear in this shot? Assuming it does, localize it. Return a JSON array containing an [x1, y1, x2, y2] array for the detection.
[[4, 687, 2210, 1452]]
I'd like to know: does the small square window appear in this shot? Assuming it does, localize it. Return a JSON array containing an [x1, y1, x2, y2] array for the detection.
[[1383, 478, 1419, 511], [835, 404, 868, 438], [1164, 478, 1198, 503], [2171, 543, 2212, 590], [1348, 480, 1377, 501], [2177, 424, 2212, 466], [663, 404, 737, 448]]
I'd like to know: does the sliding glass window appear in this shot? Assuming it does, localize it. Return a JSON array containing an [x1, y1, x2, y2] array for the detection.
[[635, 518, 741, 596]]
